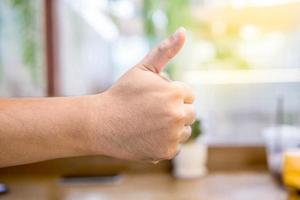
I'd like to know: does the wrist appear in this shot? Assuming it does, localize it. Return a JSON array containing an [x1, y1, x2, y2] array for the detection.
[[80, 92, 113, 156], [60, 95, 96, 157]]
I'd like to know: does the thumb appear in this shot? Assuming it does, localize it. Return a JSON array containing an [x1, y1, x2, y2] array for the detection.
[[139, 27, 186, 73]]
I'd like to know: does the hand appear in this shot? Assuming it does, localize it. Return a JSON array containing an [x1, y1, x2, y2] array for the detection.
[[87, 27, 196, 162]]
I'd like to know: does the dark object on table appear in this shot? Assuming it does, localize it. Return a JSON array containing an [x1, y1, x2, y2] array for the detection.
[[0, 183, 9, 195]]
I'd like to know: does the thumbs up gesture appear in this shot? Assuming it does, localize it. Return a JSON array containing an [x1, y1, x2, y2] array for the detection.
[[87, 28, 196, 162]]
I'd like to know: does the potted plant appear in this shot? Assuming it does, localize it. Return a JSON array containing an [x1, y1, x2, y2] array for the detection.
[[172, 119, 208, 179]]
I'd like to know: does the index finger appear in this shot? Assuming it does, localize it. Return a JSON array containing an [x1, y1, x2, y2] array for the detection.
[[172, 81, 195, 104]]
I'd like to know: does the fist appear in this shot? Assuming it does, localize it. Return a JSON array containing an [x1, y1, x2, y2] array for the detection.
[[87, 28, 196, 162]]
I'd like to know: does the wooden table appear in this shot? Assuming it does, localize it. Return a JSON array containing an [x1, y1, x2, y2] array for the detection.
[[0, 172, 287, 200]]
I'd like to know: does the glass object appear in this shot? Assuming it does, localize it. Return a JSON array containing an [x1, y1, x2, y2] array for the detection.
[[264, 126, 300, 179]]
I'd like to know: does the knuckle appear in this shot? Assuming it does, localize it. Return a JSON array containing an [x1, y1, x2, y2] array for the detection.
[[157, 144, 178, 160], [173, 131, 183, 141], [170, 90, 183, 101], [157, 41, 173, 59], [186, 126, 192, 135], [168, 147, 180, 160], [169, 110, 185, 123], [189, 110, 197, 125], [190, 106, 197, 119], [189, 93, 196, 103], [174, 82, 196, 103], [175, 110, 185, 122], [175, 86, 184, 97], [164, 148, 178, 160], [172, 82, 185, 95], [165, 153, 174, 160], [158, 41, 168, 53]]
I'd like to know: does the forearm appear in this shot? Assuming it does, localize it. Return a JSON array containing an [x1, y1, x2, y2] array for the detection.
[[0, 96, 94, 167]]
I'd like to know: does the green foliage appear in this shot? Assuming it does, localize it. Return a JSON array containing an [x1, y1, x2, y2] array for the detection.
[[213, 37, 250, 70], [188, 119, 202, 143], [143, 0, 160, 38], [143, 0, 194, 39], [5, 0, 39, 82]]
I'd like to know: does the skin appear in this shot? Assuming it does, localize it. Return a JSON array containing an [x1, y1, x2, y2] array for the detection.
[[0, 27, 196, 167]]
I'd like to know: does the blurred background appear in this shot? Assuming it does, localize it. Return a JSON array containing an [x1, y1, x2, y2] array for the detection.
[[0, 0, 300, 199]]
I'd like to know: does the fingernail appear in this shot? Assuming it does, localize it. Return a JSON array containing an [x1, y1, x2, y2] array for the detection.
[[173, 27, 186, 40]]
